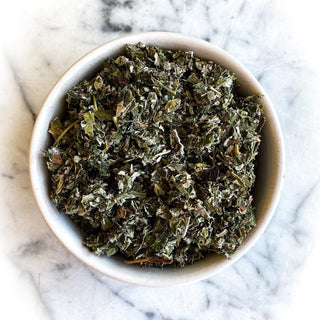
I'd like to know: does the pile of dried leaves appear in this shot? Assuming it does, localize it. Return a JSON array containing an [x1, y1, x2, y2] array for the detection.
[[43, 43, 265, 267]]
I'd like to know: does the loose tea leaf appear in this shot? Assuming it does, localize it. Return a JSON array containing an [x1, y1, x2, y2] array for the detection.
[[43, 43, 265, 267]]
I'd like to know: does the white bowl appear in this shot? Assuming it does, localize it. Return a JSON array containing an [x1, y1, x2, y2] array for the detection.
[[29, 32, 285, 287]]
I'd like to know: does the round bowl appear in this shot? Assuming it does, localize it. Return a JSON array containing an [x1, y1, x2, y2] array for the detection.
[[29, 32, 285, 287]]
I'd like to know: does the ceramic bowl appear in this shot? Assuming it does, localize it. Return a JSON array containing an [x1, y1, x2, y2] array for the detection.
[[29, 32, 285, 287]]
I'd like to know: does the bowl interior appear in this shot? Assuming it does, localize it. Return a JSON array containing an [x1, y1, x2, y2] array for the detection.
[[30, 32, 284, 286]]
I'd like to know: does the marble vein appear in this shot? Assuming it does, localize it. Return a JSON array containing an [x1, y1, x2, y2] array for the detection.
[[87, 269, 157, 319], [1, 173, 14, 179], [218, 0, 246, 50], [24, 270, 55, 320], [4, 54, 37, 121], [290, 179, 320, 224], [253, 57, 306, 77]]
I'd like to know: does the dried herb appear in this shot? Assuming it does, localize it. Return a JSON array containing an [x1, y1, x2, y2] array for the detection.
[[43, 43, 265, 267]]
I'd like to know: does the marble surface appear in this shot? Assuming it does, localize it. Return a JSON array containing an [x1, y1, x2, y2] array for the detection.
[[1, 0, 320, 319]]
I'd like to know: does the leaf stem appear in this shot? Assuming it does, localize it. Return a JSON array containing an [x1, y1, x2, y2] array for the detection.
[[152, 77, 176, 95], [125, 258, 173, 264], [92, 95, 98, 111], [53, 119, 80, 147]]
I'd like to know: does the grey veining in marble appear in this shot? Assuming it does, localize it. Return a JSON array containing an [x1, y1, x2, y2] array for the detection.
[[1, 0, 320, 319]]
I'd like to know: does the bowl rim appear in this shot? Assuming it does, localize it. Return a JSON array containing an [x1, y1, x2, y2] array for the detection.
[[29, 31, 285, 287]]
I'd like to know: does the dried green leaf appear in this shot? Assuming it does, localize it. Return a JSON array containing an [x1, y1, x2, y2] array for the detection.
[[82, 111, 95, 138], [49, 117, 63, 138], [44, 43, 265, 267]]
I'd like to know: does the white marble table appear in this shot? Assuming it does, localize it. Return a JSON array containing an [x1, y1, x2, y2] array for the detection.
[[1, 0, 320, 319]]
